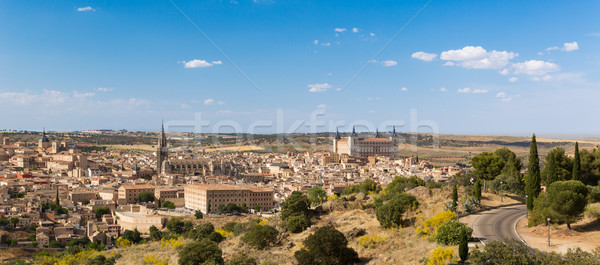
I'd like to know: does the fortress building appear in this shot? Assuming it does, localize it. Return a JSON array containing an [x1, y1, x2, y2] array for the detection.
[[332, 127, 399, 158]]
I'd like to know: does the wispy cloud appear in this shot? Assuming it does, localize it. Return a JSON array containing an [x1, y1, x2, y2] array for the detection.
[[457, 87, 488, 94], [317, 104, 327, 108], [411, 51, 437, 61], [77, 6, 95, 12], [96, 87, 113, 92], [334, 28, 347, 33], [508, 77, 518, 82], [369, 60, 398, 67], [308, 83, 331, 93], [352, 28, 359, 33], [440, 46, 517, 69], [182, 59, 223, 68], [400, 87, 408, 91], [440, 87, 447, 92]]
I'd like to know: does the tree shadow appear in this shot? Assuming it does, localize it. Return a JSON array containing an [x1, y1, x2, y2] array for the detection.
[[574, 218, 600, 232]]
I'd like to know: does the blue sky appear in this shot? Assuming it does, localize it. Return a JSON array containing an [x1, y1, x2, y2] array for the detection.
[[1, 0, 599, 136]]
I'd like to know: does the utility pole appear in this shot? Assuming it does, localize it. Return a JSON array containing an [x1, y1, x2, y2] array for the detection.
[[547, 217, 551, 247]]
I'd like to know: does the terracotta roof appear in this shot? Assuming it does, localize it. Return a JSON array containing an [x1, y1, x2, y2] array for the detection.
[[120, 184, 154, 190]]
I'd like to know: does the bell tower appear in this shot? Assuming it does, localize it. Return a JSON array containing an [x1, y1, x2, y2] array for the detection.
[[157, 122, 168, 174]]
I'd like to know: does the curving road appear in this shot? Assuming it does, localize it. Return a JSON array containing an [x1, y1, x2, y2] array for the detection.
[[472, 204, 528, 245]]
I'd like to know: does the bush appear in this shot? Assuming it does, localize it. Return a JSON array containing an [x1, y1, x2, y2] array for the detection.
[[122, 229, 141, 244], [376, 193, 418, 228], [530, 180, 588, 228], [427, 246, 456, 265], [241, 225, 278, 249], [226, 253, 257, 265], [162, 201, 176, 209], [381, 176, 425, 200], [416, 210, 456, 238], [94, 207, 111, 219], [307, 186, 327, 206], [287, 215, 310, 233], [138, 191, 155, 203], [436, 220, 472, 246], [178, 238, 224, 265], [294, 226, 359, 265], [195, 210, 203, 219]]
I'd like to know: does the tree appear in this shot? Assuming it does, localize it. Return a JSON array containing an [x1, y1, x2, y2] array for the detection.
[[541, 180, 588, 229], [138, 191, 155, 203], [526, 134, 541, 210], [162, 201, 176, 209], [471, 152, 505, 181], [458, 228, 468, 263], [470, 239, 536, 265], [307, 186, 327, 206], [195, 210, 203, 219], [241, 225, 278, 249], [86, 255, 118, 265], [149, 225, 162, 241], [495, 148, 523, 172], [474, 180, 482, 201], [226, 253, 257, 265], [294, 226, 359, 265], [281, 192, 310, 222], [167, 218, 186, 234], [375, 193, 418, 228], [436, 220, 472, 245], [286, 215, 310, 233], [573, 142, 581, 181], [178, 238, 224, 265], [541, 147, 572, 185], [0, 218, 9, 226], [122, 229, 141, 244], [94, 207, 111, 219], [10, 217, 19, 228], [358, 178, 380, 194], [452, 184, 458, 212], [579, 149, 600, 186]]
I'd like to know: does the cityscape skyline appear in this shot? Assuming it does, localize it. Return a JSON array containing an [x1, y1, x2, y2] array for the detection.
[[1, 1, 599, 135]]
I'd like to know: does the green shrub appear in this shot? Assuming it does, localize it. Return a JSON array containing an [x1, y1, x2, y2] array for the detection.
[[178, 238, 224, 265], [436, 220, 472, 246], [241, 225, 278, 249], [287, 215, 310, 233], [375, 193, 418, 228]]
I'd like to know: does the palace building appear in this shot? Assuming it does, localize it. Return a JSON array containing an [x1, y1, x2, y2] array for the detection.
[[332, 127, 399, 158]]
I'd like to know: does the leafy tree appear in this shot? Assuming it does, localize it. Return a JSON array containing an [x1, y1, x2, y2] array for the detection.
[[384, 176, 425, 196], [495, 147, 523, 172], [253, 205, 261, 212], [281, 191, 311, 222], [167, 218, 187, 234], [94, 207, 111, 219], [541, 147, 572, 185], [532, 180, 588, 229], [122, 229, 141, 244], [286, 215, 310, 233], [358, 178, 380, 194], [162, 201, 176, 209], [470, 239, 537, 265], [375, 193, 418, 228], [138, 191, 155, 203], [49, 240, 65, 248], [526, 134, 541, 210], [149, 225, 162, 240], [490, 173, 525, 197], [86, 254, 118, 265], [241, 225, 278, 249], [226, 253, 257, 265], [452, 184, 458, 212], [579, 149, 600, 186], [436, 220, 472, 246], [458, 228, 468, 262], [307, 186, 327, 206], [187, 222, 223, 243], [573, 142, 581, 181], [10, 217, 19, 228], [0, 218, 9, 226], [294, 225, 359, 265], [195, 210, 203, 219], [178, 238, 224, 265], [471, 152, 505, 181]]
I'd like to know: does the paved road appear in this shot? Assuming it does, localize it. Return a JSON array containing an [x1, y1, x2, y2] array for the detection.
[[472, 204, 527, 245]]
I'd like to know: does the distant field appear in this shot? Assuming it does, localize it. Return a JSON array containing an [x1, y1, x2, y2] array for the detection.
[[101, 144, 156, 151]]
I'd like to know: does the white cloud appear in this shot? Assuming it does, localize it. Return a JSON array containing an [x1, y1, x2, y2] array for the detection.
[[183, 59, 222, 68], [499, 68, 510, 75], [352, 28, 359, 33], [96, 87, 113, 92], [457, 87, 488, 94], [440, 87, 447, 92], [321, 42, 331, 47], [546, 46, 559, 52], [217, 101, 225, 105], [411, 51, 437, 61], [308, 83, 331, 93], [313, 40, 319, 45], [508, 77, 519, 82], [317, 104, 327, 108], [512, 60, 559, 76], [382, 60, 398, 67], [440, 46, 517, 69], [73, 91, 95, 100], [495, 92, 515, 102], [335, 87, 342, 91], [400, 87, 408, 91], [561, 41, 579, 52], [204, 99, 215, 105], [77, 6, 95, 12], [496, 92, 506, 98], [334, 28, 346, 32], [369, 33, 375, 36]]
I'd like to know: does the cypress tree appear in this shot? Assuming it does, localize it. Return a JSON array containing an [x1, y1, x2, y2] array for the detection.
[[459, 228, 468, 262], [452, 184, 458, 211], [573, 142, 581, 181], [55, 186, 60, 206], [474, 180, 482, 202], [525, 134, 541, 210]]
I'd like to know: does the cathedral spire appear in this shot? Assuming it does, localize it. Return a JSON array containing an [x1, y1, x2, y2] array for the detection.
[[335, 128, 341, 140], [376, 129, 380, 138], [352, 126, 357, 136], [392, 126, 397, 137]]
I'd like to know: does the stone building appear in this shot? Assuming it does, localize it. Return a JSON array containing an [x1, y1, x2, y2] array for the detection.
[[184, 184, 273, 214], [333, 127, 399, 158], [117, 184, 155, 205]]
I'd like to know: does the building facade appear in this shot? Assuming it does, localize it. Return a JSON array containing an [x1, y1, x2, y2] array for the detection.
[[184, 184, 273, 214], [333, 127, 399, 158], [117, 184, 155, 205]]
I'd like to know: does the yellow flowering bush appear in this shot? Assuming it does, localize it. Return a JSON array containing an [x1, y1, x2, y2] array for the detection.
[[416, 210, 456, 238], [358, 235, 386, 248], [427, 246, 456, 265], [115, 237, 131, 248], [144, 254, 168, 265], [257, 219, 268, 225], [160, 237, 184, 249], [215, 228, 233, 238], [327, 194, 339, 201]]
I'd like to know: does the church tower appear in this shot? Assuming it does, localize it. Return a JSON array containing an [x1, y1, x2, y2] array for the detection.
[[157, 122, 168, 174]]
